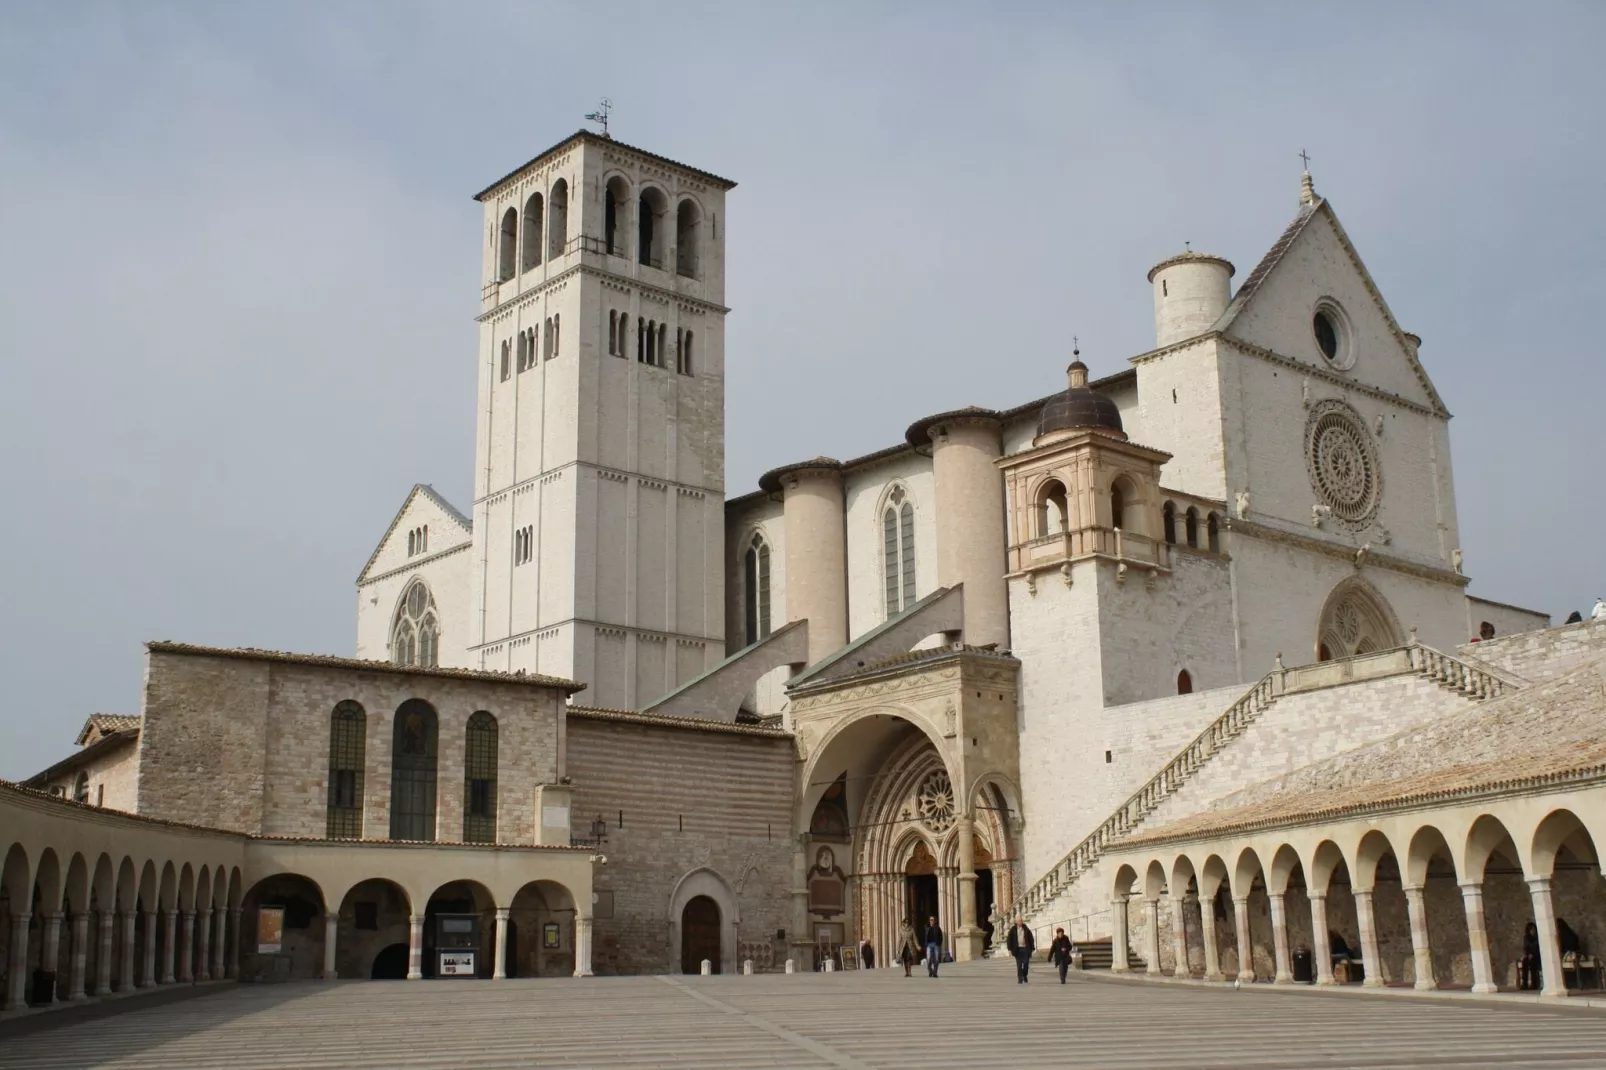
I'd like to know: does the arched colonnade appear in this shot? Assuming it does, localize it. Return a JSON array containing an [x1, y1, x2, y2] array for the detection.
[[1105, 790, 1606, 997]]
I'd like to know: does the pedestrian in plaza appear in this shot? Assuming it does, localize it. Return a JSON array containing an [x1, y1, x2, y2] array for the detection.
[[1519, 921, 1542, 990], [862, 941, 875, 969], [1049, 927, 1075, 984], [898, 919, 919, 977], [1006, 919, 1036, 983], [923, 916, 944, 977]]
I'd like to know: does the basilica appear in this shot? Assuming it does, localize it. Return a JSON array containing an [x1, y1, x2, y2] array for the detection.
[[5, 128, 1604, 1010]]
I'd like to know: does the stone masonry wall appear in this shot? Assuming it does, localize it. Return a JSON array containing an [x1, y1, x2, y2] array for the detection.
[[138, 648, 565, 844], [566, 714, 794, 975], [1460, 617, 1606, 684]]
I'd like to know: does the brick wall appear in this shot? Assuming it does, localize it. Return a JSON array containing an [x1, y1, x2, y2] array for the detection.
[[566, 714, 794, 974]]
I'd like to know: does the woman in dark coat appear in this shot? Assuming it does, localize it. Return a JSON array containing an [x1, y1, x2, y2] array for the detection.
[[1049, 928, 1075, 984], [1520, 921, 1542, 990]]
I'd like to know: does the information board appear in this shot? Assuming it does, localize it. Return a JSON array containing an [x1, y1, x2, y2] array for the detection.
[[439, 951, 476, 977], [256, 907, 284, 954]]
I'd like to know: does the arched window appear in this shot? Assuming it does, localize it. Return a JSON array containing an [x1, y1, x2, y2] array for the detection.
[[646, 319, 658, 366], [682, 330, 694, 376], [882, 487, 917, 617], [639, 187, 667, 267], [547, 178, 569, 261], [500, 340, 510, 382], [1185, 507, 1199, 548], [1176, 670, 1193, 695], [389, 699, 438, 841], [407, 530, 415, 556], [1162, 502, 1177, 544], [521, 192, 543, 271], [552, 314, 560, 358], [743, 533, 772, 645], [1037, 479, 1069, 537], [1316, 579, 1404, 661], [516, 331, 528, 374], [604, 177, 629, 257], [497, 207, 517, 282], [637, 316, 646, 362], [391, 580, 438, 667], [1207, 512, 1220, 553], [73, 772, 89, 804], [608, 311, 618, 356], [676, 199, 700, 277], [326, 701, 366, 839], [462, 711, 498, 844]]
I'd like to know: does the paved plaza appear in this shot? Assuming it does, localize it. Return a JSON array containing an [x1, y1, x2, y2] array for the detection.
[[8, 961, 1606, 1069]]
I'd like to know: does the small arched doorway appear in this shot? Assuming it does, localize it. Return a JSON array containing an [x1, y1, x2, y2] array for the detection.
[[681, 896, 721, 974]]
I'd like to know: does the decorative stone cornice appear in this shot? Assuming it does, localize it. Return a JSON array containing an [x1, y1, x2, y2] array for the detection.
[[477, 461, 722, 510], [478, 262, 730, 323], [357, 541, 473, 589], [146, 641, 587, 693], [1224, 516, 1467, 587]]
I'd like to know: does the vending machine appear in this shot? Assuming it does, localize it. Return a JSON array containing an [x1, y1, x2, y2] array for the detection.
[[435, 913, 480, 978]]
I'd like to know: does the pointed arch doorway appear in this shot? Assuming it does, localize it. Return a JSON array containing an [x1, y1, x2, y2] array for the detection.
[[680, 896, 721, 974], [904, 842, 938, 935]]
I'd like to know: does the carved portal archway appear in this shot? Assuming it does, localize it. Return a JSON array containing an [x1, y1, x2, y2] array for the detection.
[[1316, 577, 1404, 661]]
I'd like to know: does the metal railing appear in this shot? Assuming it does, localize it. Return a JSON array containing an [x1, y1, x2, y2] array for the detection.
[[1006, 642, 1516, 927]]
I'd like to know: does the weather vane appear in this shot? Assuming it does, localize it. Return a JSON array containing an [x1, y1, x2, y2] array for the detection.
[[585, 98, 613, 139]]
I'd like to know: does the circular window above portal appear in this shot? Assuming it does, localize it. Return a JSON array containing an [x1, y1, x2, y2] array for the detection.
[[1305, 399, 1381, 529], [1311, 300, 1355, 371]]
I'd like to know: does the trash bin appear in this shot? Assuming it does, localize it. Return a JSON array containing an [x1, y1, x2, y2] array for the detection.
[[31, 969, 56, 1006], [1292, 949, 1313, 983]]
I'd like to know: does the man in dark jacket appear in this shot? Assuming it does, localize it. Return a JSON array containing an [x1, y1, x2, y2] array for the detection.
[[1006, 919, 1036, 983], [923, 917, 944, 977], [1048, 927, 1075, 983]]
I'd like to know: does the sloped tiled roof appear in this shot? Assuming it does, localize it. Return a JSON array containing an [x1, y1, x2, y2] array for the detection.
[[148, 641, 586, 694], [76, 714, 142, 746], [1126, 656, 1606, 847]]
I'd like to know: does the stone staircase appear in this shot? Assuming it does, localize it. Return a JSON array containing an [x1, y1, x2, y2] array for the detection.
[[1008, 644, 1517, 931]]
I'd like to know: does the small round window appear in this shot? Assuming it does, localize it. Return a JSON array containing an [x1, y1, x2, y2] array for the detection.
[[1311, 301, 1354, 370]]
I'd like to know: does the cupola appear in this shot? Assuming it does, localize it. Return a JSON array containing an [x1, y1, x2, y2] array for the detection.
[[1036, 361, 1124, 441]]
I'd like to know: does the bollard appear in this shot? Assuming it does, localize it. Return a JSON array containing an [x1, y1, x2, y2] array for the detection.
[[700, 958, 712, 976], [784, 958, 795, 974], [824, 959, 835, 972], [743, 959, 753, 976]]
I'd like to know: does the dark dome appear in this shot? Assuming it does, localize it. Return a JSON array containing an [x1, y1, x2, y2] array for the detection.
[[1037, 361, 1123, 437]]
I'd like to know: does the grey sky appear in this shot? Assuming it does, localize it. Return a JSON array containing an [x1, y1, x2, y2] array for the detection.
[[2, 2, 1601, 778]]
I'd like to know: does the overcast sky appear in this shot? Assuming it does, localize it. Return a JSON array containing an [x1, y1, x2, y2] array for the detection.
[[1, 2, 1601, 778]]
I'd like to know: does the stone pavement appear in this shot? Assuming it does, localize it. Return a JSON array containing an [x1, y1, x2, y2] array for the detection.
[[8, 959, 1606, 1069]]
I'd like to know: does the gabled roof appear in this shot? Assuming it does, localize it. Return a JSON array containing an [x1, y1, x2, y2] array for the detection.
[[24, 727, 140, 788], [1210, 195, 1448, 416], [473, 130, 737, 202], [356, 484, 473, 585], [76, 714, 141, 746]]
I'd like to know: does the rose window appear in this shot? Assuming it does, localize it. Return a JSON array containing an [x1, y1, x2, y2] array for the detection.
[[916, 770, 955, 834], [1305, 401, 1381, 528]]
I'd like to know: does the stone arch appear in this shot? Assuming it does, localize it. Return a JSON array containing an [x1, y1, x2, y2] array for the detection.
[[667, 867, 738, 975], [177, 863, 195, 912], [1233, 847, 1264, 896], [1112, 862, 1139, 901], [1465, 814, 1521, 882], [1267, 843, 1304, 895], [64, 852, 90, 915], [1142, 858, 1168, 900], [1315, 575, 1404, 661], [115, 856, 137, 912], [1309, 840, 1348, 894], [1406, 824, 1458, 887], [1170, 853, 1198, 899], [968, 772, 1021, 867], [1531, 807, 1600, 878], [1034, 476, 1069, 536], [796, 705, 951, 838], [90, 853, 114, 911], [1352, 829, 1398, 891], [33, 847, 63, 915], [158, 861, 177, 912]]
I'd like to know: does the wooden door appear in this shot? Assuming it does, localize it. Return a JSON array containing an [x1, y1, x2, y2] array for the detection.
[[681, 896, 721, 974]]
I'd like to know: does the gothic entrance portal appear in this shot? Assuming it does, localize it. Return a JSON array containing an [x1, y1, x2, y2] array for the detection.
[[680, 895, 721, 974], [905, 842, 939, 936]]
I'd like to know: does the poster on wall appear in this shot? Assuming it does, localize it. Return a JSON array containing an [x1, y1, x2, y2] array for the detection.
[[257, 907, 284, 954], [543, 922, 561, 949], [838, 945, 859, 971]]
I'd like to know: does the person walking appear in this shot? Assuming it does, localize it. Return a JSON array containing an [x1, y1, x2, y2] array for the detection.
[[922, 916, 944, 978], [898, 919, 919, 977], [1006, 919, 1036, 983], [1048, 927, 1074, 984]]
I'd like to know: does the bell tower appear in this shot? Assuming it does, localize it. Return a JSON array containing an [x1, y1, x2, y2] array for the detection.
[[467, 131, 736, 708]]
